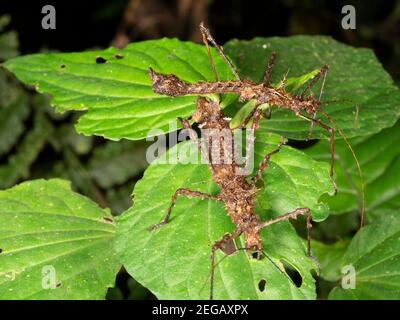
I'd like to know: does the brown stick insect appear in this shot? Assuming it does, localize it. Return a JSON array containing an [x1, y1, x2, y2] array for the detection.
[[147, 23, 364, 299]]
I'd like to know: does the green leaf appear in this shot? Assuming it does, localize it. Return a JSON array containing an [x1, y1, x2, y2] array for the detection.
[[280, 69, 320, 93], [254, 131, 334, 221], [3, 39, 235, 141], [0, 179, 120, 299], [88, 140, 149, 189], [115, 132, 333, 299], [329, 214, 400, 299], [224, 36, 400, 139], [0, 112, 52, 189], [312, 240, 349, 282], [306, 120, 400, 221]]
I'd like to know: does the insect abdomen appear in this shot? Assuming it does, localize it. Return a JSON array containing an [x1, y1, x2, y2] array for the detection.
[[185, 81, 244, 94]]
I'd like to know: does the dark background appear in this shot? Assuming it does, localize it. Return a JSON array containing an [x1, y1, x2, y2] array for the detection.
[[2, 0, 400, 81], [1, 0, 399, 300]]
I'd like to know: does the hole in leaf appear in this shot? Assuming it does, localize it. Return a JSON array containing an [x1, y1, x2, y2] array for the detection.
[[255, 178, 264, 189], [311, 269, 318, 280], [103, 216, 114, 223], [0, 248, 3, 253], [60, 64, 66, 68], [252, 251, 261, 259], [113, 54, 124, 59], [56, 282, 62, 288], [258, 279, 267, 292], [280, 260, 302, 287], [96, 56, 107, 64]]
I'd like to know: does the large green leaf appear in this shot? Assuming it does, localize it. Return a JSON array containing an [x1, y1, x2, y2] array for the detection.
[[115, 133, 334, 299], [3, 39, 235, 140], [306, 120, 400, 221], [0, 179, 120, 299], [224, 36, 400, 139], [329, 213, 400, 299]]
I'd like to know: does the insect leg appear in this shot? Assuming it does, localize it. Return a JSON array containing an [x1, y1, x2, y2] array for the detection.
[[239, 106, 259, 129], [210, 231, 241, 300], [252, 137, 286, 184], [263, 52, 277, 87], [177, 116, 199, 143], [238, 102, 269, 130], [257, 208, 313, 258], [299, 113, 337, 194], [300, 64, 329, 100], [148, 188, 221, 231], [300, 64, 329, 137], [265, 104, 273, 119], [199, 24, 218, 81], [321, 99, 359, 128], [307, 112, 318, 140], [199, 22, 241, 81]]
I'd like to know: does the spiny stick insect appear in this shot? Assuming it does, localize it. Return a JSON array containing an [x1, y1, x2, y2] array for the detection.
[[147, 23, 364, 299]]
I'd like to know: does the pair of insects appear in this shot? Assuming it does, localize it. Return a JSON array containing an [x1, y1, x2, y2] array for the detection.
[[147, 22, 363, 299]]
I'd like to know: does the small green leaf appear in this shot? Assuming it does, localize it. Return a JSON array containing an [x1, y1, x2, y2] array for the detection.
[[329, 214, 400, 299], [3, 39, 235, 140], [225, 36, 400, 139], [282, 69, 320, 93], [0, 179, 120, 299], [115, 132, 333, 299]]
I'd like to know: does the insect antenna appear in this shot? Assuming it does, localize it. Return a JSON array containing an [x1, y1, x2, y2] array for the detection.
[[199, 22, 241, 81], [319, 109, 366, 227]]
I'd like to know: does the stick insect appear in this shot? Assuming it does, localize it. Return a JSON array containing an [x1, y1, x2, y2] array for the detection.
[[147, 22, 364, 299], [149, 22, 365, 221]]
